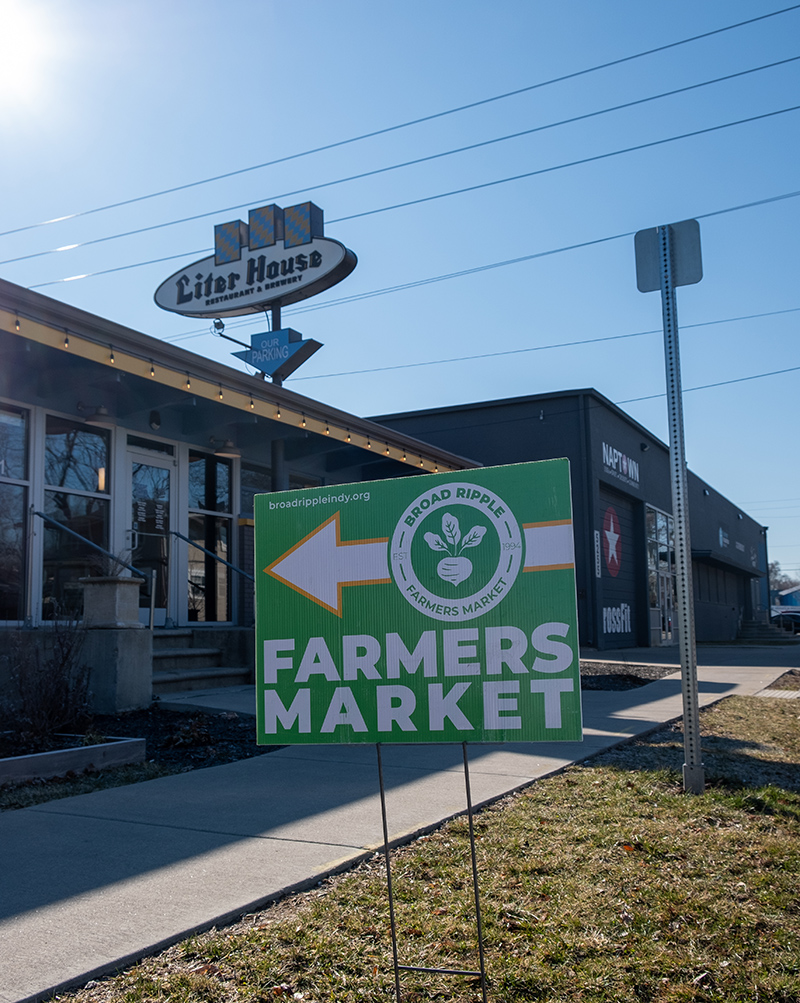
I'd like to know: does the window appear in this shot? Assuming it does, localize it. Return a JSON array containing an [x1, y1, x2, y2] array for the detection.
[[241, 463, 271, 515], [46, 417, 109, 494], [0, 405, 28, 620], [646, 504, 675, 610], [127, 434, 174, 456], [0, 404, 27, 480], [43, 416, 110, 615]]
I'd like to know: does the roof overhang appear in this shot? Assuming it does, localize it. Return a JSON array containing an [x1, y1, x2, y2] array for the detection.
[[692, 550, 764, 577], [0, 278, 478, 475]]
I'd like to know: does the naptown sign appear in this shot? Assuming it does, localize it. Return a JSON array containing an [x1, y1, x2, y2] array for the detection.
[[154, 201, 357, 319]]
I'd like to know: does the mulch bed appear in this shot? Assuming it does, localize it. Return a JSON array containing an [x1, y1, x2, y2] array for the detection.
[[0, 705, 277, 769], [91, 704, 279, 770]]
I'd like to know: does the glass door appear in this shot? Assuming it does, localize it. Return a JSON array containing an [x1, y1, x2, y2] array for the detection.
[[128, 453, 174, 625], [658, 572, 675, 644], [187, 450, 233, 622]]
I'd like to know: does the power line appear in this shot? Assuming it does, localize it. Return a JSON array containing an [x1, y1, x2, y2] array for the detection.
[[27, 106, 800, 293], [327, 105, 800, 226], [369, 372, 799, 441], [166, 221, 800, 344], [6, 55, 798, 268], [288, 243, 800, 319], [617, 365, 800, 403], [252, 234, 636, 321], [747, 504, 800, 511], [25, 177, 800, 309], [29, 248, 211, 288], [282, 306, 800, 381], [165, 284, 800, 351], [743, 496, 800, 505], [4, 3, 798, 241]]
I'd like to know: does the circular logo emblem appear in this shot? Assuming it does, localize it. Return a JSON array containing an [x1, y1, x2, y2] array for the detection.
[[390, 482, 523, 621], [602, 505, 621, 578]]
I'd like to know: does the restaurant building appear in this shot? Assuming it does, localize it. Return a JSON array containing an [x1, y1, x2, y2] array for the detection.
[[0, 276, 474, 636]]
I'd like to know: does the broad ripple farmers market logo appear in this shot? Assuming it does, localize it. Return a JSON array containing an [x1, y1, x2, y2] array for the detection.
[[390, 482, 523, 622]]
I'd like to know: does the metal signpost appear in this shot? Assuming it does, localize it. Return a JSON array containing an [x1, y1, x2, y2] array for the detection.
[[255, 461, 583, 999], [635, 219, 705, 795]]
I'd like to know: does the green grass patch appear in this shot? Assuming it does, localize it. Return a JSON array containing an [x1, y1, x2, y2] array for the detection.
[[59, 696, 800, 1002]]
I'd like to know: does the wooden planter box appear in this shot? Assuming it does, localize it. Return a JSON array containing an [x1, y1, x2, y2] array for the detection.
[[0, 735, 146, 785]]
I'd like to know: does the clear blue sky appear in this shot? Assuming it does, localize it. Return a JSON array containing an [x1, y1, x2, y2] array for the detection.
[[1, 0, 798, 578]]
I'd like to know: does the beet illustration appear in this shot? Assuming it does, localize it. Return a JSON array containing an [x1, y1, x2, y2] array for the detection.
[[424, 513, 487, 587], [436, 556, 473, 586]]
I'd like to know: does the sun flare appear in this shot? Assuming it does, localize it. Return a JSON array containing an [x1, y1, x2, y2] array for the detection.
[[0, 0, 61, 115]]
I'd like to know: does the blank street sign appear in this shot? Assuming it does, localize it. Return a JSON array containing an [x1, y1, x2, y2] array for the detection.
[[634, 219, 703, 293]]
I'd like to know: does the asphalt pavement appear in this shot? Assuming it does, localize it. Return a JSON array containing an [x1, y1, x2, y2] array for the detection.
[[1, 644, 797, 1003]]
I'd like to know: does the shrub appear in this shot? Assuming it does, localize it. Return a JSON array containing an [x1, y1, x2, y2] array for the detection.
[[1, 614, 90, 739]]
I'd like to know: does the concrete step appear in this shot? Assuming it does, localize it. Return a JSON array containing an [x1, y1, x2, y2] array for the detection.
[[152, 666, 252, 695], [151, 629, 195, 650], [152, 647, 222, 672], [737, 620, 796, 643], [735, 631, 800, 645]]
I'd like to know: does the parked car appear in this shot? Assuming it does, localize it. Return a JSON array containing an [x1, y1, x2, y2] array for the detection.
[[770, 611, 800, 635]]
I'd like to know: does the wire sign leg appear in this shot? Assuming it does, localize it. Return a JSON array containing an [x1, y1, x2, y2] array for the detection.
[[463, 742, 489, 1003], [377, 743, 403, 1003], [376, 743, 489, 1002]]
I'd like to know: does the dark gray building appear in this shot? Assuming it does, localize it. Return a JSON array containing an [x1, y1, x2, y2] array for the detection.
[[374, 390, 768, 650]]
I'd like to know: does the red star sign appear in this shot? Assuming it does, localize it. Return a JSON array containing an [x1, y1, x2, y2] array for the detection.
[[603, 506, 621, 578]]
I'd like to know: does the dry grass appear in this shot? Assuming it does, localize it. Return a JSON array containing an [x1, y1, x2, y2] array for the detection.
[[55, 694, 800, 1003]]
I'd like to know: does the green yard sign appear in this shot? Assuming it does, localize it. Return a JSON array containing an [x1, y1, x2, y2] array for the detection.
[[255, 460, 582, 745]]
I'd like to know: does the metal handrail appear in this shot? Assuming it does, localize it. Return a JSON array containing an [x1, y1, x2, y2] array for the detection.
[[32, 509, 148, 578], [168, 529, 255, 582], [32, 508, 157, 629]]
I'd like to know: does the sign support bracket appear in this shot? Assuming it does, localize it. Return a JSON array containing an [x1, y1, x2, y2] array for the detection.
[[376, 742, 488, 1003]]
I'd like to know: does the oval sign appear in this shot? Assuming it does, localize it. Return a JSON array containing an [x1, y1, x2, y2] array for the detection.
[[154, 236, 357, 318]]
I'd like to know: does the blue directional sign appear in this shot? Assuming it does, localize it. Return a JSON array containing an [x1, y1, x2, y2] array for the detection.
[[232, 328, 322, 382]]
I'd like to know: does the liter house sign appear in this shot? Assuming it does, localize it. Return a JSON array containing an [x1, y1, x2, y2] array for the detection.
[[154, 201, 356, 318], [255, 460, 583, 746]]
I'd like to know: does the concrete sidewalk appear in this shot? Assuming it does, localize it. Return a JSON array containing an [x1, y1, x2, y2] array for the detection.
[[1, 648, 796, 1003]]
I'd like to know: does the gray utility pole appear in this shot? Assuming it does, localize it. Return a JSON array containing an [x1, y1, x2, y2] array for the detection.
[[634, 219, 705, 795]]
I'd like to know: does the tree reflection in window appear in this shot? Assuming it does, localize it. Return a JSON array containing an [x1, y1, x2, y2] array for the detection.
[[0, 406, 27, 480], [42, 417, 110, 615], [45, 417, 109, 494], [0, 483, 25, 619]]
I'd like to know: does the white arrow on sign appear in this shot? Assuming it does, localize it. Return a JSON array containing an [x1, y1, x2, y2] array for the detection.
[[266, 514, 575, 616], [266, 512, 390, 617]]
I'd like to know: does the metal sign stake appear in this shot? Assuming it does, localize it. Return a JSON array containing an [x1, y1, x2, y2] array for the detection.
[[376, 743, 488, 1002], [462, 742, 489, 1003], [376, 744, 403, 1003], [656, 224, 705, 795]]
